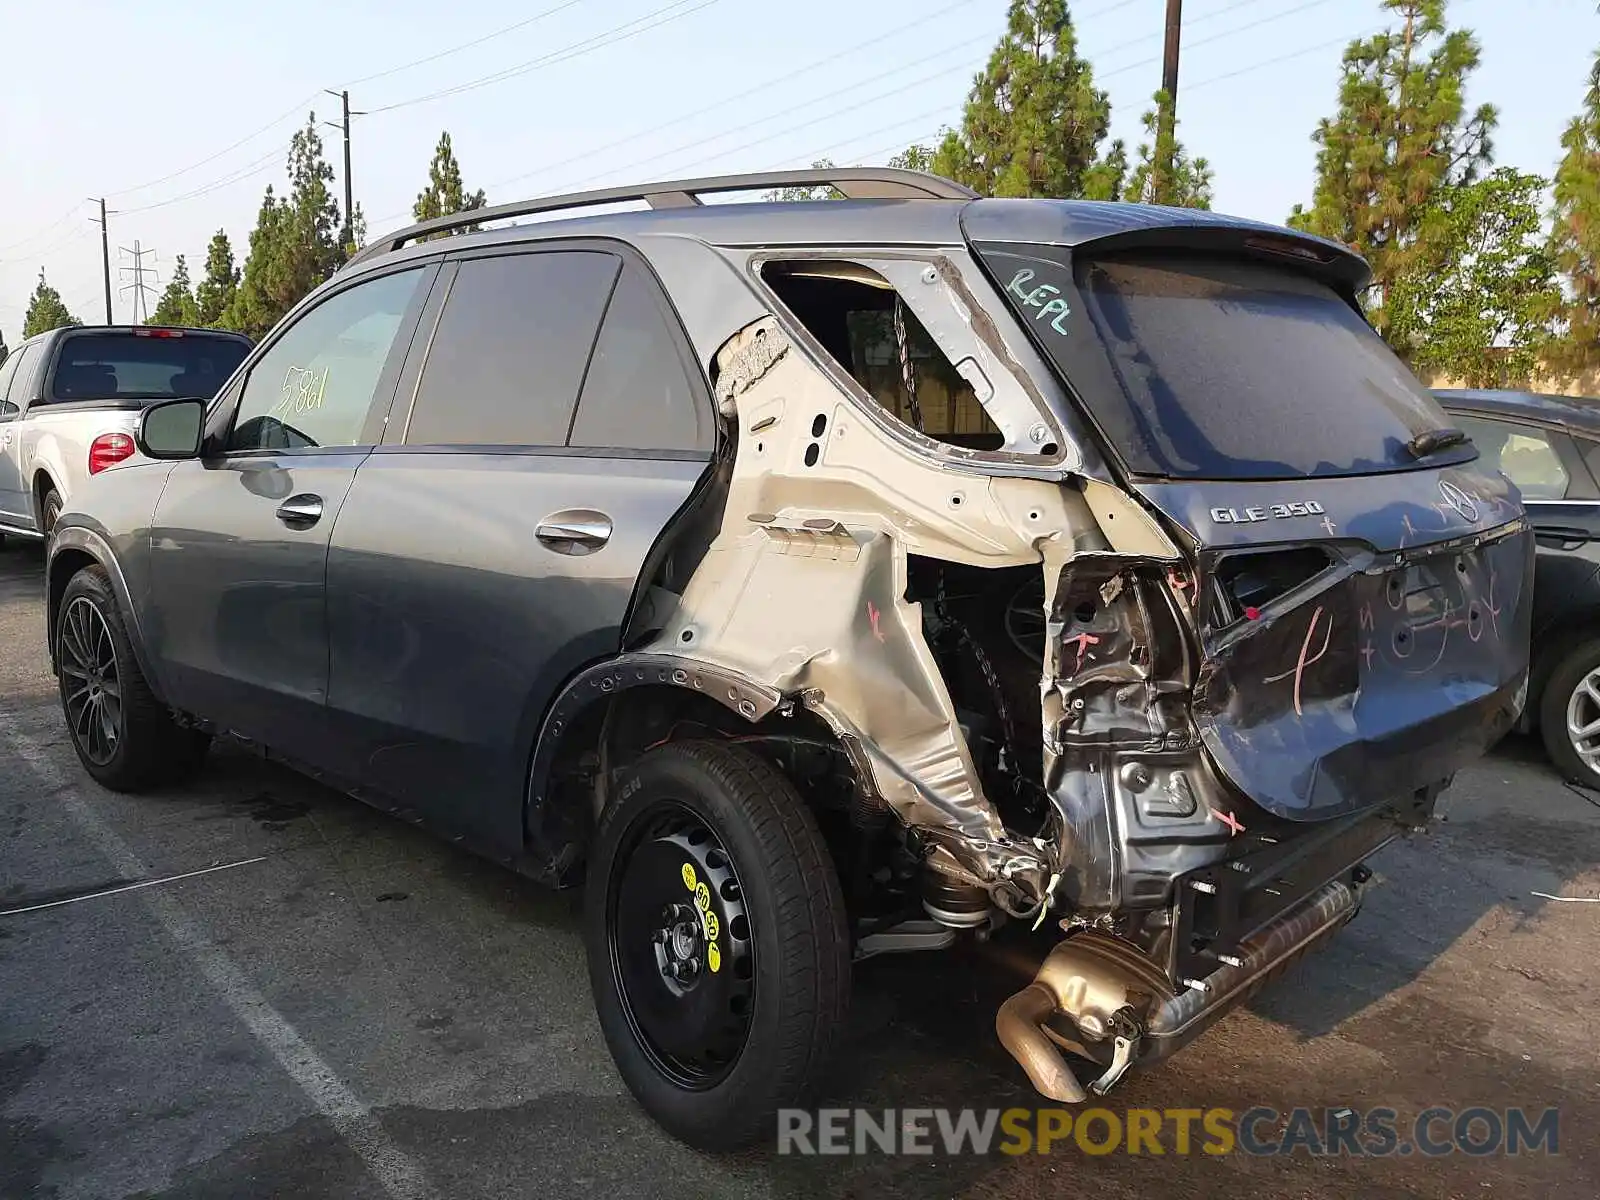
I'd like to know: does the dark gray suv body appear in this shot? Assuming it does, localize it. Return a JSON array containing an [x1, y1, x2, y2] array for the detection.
[[45, 169, 1533, 1149]]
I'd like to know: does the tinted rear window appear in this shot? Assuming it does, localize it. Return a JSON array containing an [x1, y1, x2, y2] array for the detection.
[[978, 245, 1462, 480], [48, 332, 249, 402]]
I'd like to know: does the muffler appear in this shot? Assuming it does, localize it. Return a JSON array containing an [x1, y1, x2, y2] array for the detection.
[[996, 876, 1362, 1100]]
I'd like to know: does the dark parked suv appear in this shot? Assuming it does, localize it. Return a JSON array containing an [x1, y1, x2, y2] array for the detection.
[[46, 169, 1533, 1149], [1436, 389, 1600, 784]]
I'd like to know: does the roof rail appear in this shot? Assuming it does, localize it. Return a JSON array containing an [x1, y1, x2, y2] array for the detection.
[[347, 168, 978, 267]]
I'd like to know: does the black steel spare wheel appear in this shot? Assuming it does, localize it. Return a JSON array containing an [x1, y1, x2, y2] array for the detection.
[[585, 740, 850, 1151], [60, 595, 120, 766], [610, 803, 755, 1087]]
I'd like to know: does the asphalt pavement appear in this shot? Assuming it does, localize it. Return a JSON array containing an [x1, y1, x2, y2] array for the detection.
[[1, 536, 1595, 1199]]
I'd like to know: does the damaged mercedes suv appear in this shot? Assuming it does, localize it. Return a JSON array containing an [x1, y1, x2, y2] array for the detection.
[[46, 169, 1532, 1151]]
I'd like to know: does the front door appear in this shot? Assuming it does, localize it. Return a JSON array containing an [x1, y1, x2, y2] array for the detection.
[[145, 264, 435, 756]]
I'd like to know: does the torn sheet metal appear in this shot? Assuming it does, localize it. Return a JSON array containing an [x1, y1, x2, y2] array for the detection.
[[648, 316, 1102, 889]]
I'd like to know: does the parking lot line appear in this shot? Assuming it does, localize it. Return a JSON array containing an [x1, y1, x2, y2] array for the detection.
[[3, 727, 437, 1200], [0, 854, 268, 916]]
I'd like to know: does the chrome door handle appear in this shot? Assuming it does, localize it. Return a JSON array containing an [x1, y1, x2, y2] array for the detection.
[[276, 494, 324, 528], [535, 509, 612, 554]]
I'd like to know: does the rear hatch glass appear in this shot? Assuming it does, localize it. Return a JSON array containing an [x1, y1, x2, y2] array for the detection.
[[974, 244, 1471, 481], [48, 331, 249, 403]]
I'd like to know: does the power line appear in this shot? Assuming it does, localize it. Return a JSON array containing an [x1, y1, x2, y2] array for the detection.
[[475, 0, 990, 199], [0, 204, 86, 258], [366, 0, 723, 114], [1188, 28, 1370, 90], [615, 2, 1263, 193], [108, 92, 320, 198], [508, 0, 1196, 202], [574, 57, 986, 192], [116, 144, 288, 216], [343, 0, 592, 87], [556, 43, 990, 194]]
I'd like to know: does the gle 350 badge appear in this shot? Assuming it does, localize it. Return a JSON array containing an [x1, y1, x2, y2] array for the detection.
[[1210, 501, 1327, 524]]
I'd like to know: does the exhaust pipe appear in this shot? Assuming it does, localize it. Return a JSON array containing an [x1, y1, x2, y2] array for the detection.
[[996, 877, 1361, 1099], [996, 983, 1089, 1102]]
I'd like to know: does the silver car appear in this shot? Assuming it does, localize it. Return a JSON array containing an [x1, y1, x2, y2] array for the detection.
[[45, 169, 1533, 1150]]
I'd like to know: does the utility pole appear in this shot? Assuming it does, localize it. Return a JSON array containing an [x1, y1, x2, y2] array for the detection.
[[118, 241, 159, 324], [88, 198, 113, 324], [1162, 0, 1183, 111], [1158, 0, 1183, 202], [325, 89, 365, 253]]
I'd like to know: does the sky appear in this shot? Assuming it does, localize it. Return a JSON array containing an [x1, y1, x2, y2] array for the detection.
[[1, 0, 1595, 344]]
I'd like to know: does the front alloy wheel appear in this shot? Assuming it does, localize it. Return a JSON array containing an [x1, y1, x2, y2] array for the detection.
[[59, 596, 121, 765], [56, 565, 210, 791]]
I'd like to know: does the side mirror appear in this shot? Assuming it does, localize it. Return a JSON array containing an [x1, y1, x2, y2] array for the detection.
[[137, 397, 207, 459]]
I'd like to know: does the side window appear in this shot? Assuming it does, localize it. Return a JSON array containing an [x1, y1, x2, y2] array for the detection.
[[1453, 415, 1570, 500], [6, 343, 47, 411], [228, 268, 426, 452], [761, 261, 1005, 452], [568, 264, 709, 453], [403, 251, 620, 447], [0, 352, 21, 417]]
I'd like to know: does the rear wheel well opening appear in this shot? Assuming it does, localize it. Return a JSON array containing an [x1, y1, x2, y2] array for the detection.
[[531, 682, 880, 905], [33, 470, 60, 508], [47, 549, 98, 664]]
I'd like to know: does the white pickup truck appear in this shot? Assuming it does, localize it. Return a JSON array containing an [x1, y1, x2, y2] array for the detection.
[[0, 325, 250, 542]]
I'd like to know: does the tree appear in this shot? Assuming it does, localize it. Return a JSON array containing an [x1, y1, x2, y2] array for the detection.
[[888, 143, 938, 173], [227, 113, 346, 338], [1386, 169, 1560, 385], [413, 132, 486, 236], [1288, 1, 1495, 340], [931, 0, 1118, 198], [22, 270, 80, 337], [226, 186, 290, 338], [1550, 52, 1600, 377], [195, 230, 239, 328], [1123, 90, 1213, 208], [763, 158, 840, 202], [1081, 140, 1129, 201], [150, 255, 201, 326]]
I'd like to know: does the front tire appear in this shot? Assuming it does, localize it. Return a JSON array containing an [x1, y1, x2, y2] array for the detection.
[[584, 740, 850, 1151], [57, 566, 209, 791]]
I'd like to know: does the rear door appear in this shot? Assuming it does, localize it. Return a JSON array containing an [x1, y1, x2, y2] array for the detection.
[[325, 243, 715, 852], [145, 263, 436, 755]]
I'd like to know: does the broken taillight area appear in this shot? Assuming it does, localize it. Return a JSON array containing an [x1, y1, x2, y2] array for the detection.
[[1208, 546, 1334, 627]]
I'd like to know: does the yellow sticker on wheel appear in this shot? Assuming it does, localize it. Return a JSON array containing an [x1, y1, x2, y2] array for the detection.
[[702, 910, 720, 942], [694, 882, 711, 912], [681, 863, 697, 890], [707, 943, 722, 973]]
